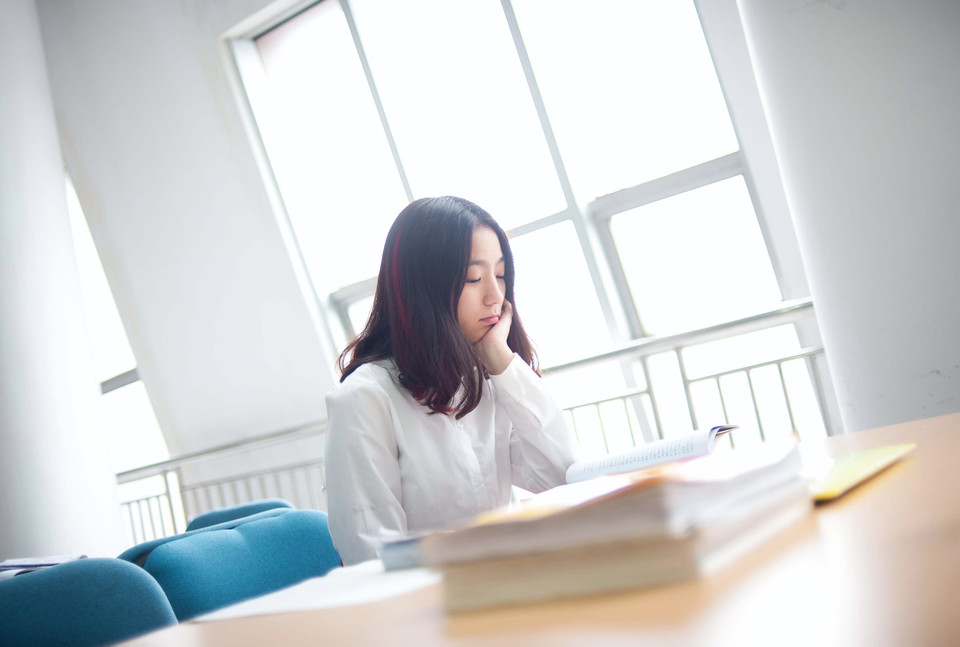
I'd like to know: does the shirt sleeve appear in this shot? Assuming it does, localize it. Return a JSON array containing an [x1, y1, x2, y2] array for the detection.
[[323, 377, 407, 566], [490, 354, 581, 492]]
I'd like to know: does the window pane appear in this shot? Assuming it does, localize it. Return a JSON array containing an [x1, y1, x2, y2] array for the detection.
[[513, 0, 738, 201], [347, 295, 375, 336], [101, 381, 168, 474], [681, 326, 801, 380], [254, 0, 409, 292], [610, 176, 782, 334], [350, 0, 565, 229], [66, 176, 137, 382], [509, 221, 610, 366], [781, 359, 828, 441], [647, 351, 694, 437]]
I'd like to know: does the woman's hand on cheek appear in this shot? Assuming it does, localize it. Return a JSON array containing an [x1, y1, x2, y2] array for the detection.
[[474, 301, 514, 375]]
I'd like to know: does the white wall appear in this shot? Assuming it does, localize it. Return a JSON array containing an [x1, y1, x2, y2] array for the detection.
[[737, 0, 960, 431], [35, 0, 338, 454], [0, 0, 124, 557]]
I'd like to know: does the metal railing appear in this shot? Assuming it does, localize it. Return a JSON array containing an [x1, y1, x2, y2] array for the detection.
[[547, 298, 832, 454], [115, 298, 832, 544], [115, 422, 326, 545]]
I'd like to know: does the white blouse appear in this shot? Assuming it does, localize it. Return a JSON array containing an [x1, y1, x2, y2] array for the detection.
[[324, 354, 579, 565]]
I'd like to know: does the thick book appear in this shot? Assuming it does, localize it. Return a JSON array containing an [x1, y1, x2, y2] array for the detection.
[[416, 439, 803, 570], [380, 426, 740, 570], [565, 425, 736, 483], [441, 478, 811, 612]]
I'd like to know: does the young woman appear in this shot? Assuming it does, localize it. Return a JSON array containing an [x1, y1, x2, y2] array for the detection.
[[324, 196, 579, 565]]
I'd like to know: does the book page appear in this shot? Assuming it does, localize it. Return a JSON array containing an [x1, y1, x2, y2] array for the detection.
[[565, 428, 720, 484]]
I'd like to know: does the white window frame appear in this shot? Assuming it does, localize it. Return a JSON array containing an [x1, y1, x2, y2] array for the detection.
[[222, 0, 815, 356]]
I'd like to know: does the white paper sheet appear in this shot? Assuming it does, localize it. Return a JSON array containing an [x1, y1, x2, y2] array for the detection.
[[191, 560, 441, 622]]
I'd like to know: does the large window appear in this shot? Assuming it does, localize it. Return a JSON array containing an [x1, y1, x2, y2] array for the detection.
[[66, 176, 168, 474], [234, 0, 827, 445]]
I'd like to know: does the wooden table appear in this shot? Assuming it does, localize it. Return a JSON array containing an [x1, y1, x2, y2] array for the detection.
[[123, 412, 960, 646]]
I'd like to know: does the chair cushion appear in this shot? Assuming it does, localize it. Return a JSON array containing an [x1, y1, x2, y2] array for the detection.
[[141, 509, 340, 620], [118, 507, 292, 565], [0, 558, 177, 647], [185, 498, 294, 532]]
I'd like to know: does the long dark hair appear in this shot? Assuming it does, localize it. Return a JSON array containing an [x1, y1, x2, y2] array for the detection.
[[338, 196, 537, 419]]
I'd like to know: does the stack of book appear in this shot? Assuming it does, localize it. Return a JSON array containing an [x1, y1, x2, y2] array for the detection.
[[382, 427, 811, 613]]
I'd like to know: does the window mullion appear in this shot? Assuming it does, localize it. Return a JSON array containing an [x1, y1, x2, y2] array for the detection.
[[100, 368, 141, 395], [340, 0, 413, 203], [505, 208, 573, 238], [593, 219, 646, 340], [501, 0, 624, 346], [499, 0, 576, 209], [588, 152, 744, 223], [586, 152, 747, 343], [329, 276, 378, 338]]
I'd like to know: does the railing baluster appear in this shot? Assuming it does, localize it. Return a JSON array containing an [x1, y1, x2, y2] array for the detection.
[[133, 504, 143, 544], [569, 409, 581, 442], [138, 499, 152, 541], [717, 377, 735, 449], [202, 487, 212, 517], [291, 468, 304, 508], [305, 467, 320, 509], [161, 469, 176, 535], [596, 403, 610, 454], [184, 487, 194, 521], [124, 504, 138, 544], [677, 348, 699, 431], [150, 497, 161, 540], [807, 355, 834, 436], [745, 370, 764, 440], [640, 356, 665, 441], [778, 362, 798, 434], [622, 397, 637, 448], [257, 475, 267, 500], [172, 468, 185, 533], [155, 497, 168, 537]]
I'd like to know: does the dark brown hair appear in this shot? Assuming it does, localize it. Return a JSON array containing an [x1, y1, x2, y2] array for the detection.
[[338, 196, 537, 418]]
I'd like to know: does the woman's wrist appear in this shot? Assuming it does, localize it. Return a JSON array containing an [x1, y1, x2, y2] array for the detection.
[[479, 343, 514, 375]]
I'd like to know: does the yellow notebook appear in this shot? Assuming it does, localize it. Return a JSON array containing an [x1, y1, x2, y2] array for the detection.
[[811, 443, 915, 502]]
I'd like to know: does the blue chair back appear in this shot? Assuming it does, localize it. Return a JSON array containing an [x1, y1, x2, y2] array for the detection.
[[124, 509, 340, 620], [0, 557, 177, 647], [185, 498, 294, 531]]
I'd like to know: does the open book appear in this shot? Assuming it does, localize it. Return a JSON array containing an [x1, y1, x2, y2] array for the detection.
[[565, 424, 736, 483]]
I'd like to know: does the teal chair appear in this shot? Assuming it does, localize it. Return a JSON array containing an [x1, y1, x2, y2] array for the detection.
[[0, 557, 177, 647], [119, 508, 340, 620], [185, 497, 294, 531]]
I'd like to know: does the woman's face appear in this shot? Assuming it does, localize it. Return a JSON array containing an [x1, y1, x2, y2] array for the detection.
[[457, 226, 506, 344]]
